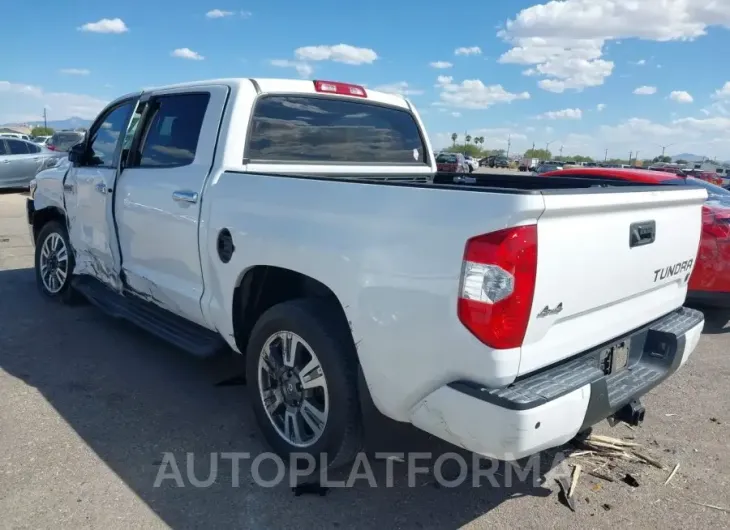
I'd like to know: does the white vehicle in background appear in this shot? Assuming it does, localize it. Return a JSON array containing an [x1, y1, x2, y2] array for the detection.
[[519, 157, 540, 172], [29, 77, 706, 468], [464, 155, 478, 172], [0, 132, 31, 141]]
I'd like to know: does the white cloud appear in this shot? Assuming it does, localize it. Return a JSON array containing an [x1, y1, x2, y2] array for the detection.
[[433, 115, 730, 160], [372, 82, 423, 96], [713, 81, 730, 99], [451, 112, 462, 117], [78, 18, 128, 34], [634, 59, 646, 65], [294, 44, 377, 65], [596, 103, 606, 111], [240, 10, 253, 18], [206, 9, 234, 18], [429, 61, 453, 69], [669, 90, 693, 103], [434, 76, 530, 109], [59, 68, 90, 76], [537, 108, 582, 120], [0, 81, 108, 123], [498, 1, 730, 92], [454, 46, 482, 56], [171, 48, 204, 61], [634, 85, 657, 95], [269, 59, 313, 78]]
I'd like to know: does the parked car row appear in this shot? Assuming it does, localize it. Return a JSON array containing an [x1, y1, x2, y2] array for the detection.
[[0, 137, 67, 189], [0, 130, 85, 189]]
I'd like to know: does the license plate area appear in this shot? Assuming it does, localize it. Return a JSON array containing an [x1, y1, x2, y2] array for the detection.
[[599, 340, 630, 375]]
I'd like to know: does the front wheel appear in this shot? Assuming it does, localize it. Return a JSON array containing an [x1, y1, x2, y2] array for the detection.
[[246, 298, 363, 470], [34, 221, 82, 304]]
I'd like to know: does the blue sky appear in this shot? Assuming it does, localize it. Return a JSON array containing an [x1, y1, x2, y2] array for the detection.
[[2, 0, 730, 159]]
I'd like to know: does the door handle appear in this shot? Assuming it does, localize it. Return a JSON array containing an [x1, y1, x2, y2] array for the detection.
[[629, 220, 656, 248], [172, 190, 199, 204], [95, 182, 109, 194]]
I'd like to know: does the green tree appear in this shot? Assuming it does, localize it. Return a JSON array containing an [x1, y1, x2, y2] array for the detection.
[[31, 126, 54, 137], [523, 148, 551, 160], [451, 133, 458, 146], [465, 134, 472, 144], [652, 155, 672, 163], [675, 159, 688, 165], [443, 143, 483, 157]]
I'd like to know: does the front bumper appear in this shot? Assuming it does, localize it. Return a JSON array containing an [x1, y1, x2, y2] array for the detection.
[[409, 307, 704, 461]]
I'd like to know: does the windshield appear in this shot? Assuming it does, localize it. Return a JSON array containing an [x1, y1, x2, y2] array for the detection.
[[661, 176, 730, 203], [436, 154, 457, 163]]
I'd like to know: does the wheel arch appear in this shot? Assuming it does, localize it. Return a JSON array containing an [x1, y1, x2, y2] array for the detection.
[[231, 265, 356, 358], [32, 206, 67, 245]]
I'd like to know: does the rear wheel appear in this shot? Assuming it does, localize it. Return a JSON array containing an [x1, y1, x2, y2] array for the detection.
[[246, 298, 363, 470]]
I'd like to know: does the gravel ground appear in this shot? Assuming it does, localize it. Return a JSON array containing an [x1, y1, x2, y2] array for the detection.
[[0, 191, 728, 529]]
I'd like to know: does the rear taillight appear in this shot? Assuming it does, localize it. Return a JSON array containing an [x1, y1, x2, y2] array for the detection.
[[314, 80, 367, 98], [47, 144, 56, 151], [457, 225, 538, 350]]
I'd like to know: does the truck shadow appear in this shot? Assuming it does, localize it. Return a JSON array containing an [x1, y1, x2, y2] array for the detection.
[[685, 303, 730, 334], [0, 267, 559, 529]]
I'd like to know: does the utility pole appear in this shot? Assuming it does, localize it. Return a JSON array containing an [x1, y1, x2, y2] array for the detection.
[[629, 151, 633, 163], [604, 148, 608, 162], [506, 134, 512, 159], [43, 107, 47, 129], [546, 140, 555, 156], [658, 143, 675, 160], [559, 145, 564, 158]]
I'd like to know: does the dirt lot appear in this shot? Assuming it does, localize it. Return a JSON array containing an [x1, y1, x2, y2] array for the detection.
[[1, 191, 728, 529]]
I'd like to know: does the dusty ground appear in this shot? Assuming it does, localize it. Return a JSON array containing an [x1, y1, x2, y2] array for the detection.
[[0, 190, 728, 529]]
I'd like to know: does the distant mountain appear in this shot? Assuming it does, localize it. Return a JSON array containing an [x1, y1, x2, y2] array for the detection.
[[671, 153, 706, 163], [1, 116, 91, 130]]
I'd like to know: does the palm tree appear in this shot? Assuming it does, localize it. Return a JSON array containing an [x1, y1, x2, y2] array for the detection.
[[465, 134, 472, 144], [451, 133, 458, 146]]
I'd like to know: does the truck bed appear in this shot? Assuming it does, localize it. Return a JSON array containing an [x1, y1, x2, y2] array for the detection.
[[253, 170, 702, 194]]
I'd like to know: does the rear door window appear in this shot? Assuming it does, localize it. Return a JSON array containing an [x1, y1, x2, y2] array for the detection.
[[7, 139, 29, 154], [246, 95, 427, 165]]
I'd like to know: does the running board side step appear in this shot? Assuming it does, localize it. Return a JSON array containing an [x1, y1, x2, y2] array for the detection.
[[72, 275, 227, 358]]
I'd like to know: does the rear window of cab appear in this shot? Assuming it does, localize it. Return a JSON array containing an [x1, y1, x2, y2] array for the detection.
[[245, 95, 428, 165]]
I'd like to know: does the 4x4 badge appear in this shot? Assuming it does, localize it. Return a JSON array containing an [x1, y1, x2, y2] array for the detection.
[[537, 303, 563, 318]]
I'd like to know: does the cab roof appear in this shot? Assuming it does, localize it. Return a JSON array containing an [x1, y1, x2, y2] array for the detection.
[[141, 77, 411, 110]]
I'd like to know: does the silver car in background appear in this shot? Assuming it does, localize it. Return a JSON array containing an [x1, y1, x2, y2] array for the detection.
[[0, 138, 65, 189]]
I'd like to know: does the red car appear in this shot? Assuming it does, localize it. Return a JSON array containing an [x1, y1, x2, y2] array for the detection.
[[436, 152, 469, 173], [681, 169, 724, 187], [541, 167, 730, 307]]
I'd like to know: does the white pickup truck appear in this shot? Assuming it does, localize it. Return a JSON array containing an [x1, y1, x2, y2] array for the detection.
[[28, 77, 706, 468]]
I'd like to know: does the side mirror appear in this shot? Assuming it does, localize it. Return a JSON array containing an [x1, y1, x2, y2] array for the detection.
[[67, 142, 86, 164]]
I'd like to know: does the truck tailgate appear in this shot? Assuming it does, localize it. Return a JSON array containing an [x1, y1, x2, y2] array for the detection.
[[519, 186, 707, 376]]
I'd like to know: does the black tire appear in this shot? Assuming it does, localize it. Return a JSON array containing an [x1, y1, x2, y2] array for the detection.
[[246, 298, 363, 470], [34, 221, 82, 304], [468, 165, 474, 173]]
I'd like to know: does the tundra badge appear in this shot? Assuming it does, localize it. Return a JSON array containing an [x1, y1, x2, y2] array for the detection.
[[537, 303, 563, 318]]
